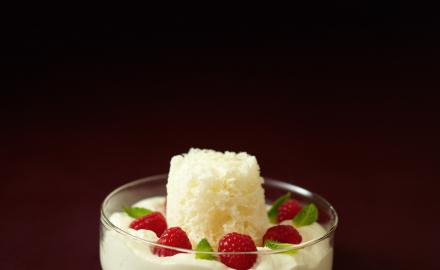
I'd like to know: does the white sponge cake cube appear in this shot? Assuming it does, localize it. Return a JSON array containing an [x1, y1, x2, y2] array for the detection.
[[166, 148, 270, 247]]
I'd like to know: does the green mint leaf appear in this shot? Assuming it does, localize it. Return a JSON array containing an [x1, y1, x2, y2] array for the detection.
[[264, 240, 298, 254], [293, 203, 318, 227], [195, 238, 216, 260], [267, 192, 291, 223], [123, 207, 153, 218]]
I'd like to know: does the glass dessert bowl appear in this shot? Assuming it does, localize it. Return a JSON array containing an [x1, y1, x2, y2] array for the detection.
[[100, 174, 338, 270]]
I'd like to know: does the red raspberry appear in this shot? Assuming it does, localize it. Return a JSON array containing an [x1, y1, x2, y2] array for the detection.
[[129, 212, 167, 237], [218, 232, 257, 270], [153, 227, 192, 257], [277, 199, 303, 222], [263, 225, 302, 244]]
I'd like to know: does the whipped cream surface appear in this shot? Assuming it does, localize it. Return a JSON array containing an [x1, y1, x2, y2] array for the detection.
[[100, 197, 333, 270]]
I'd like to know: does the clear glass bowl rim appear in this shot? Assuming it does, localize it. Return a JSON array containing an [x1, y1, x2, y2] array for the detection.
[[100, 174, 338, 255]]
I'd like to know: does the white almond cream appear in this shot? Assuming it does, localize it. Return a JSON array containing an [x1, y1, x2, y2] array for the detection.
[[100, 196, 333, 270]]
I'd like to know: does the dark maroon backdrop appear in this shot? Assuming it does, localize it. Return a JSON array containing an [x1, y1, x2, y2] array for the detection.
[[2, 11, 439, 270]]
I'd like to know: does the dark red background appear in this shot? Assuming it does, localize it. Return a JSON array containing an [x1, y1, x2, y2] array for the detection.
[[2, 9, 439, 270]]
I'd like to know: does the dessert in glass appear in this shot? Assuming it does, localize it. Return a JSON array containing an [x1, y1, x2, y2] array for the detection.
[[100, 149, 338, 270]]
